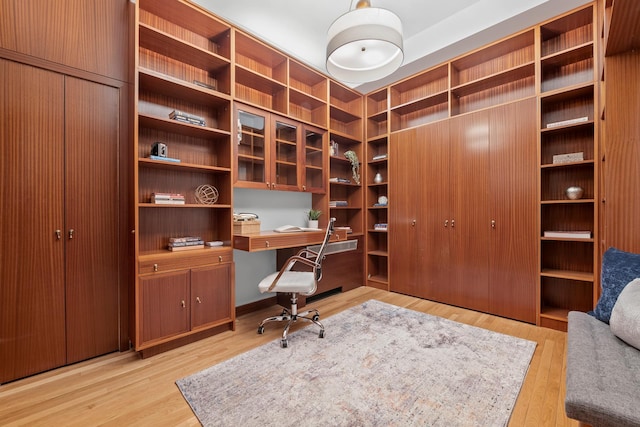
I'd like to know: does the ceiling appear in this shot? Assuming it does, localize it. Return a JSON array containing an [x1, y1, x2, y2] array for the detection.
[[191, 0, 591, 93]]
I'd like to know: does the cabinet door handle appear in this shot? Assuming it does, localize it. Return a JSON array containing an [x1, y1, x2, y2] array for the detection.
[[451, 220, 455, 228], [265, 241, 270, 248], [266, 182, 270, 188], [196, 297, 202, 304], [181, 300, 186, 308], [68, 229, 74, 239], [153, 263, 158, 272], [55, 229, 62, 240], [302, 185, 307, 191], [411, 220, 416, 227], [444, 220, 448, 228], [491, 220, 496, 229]]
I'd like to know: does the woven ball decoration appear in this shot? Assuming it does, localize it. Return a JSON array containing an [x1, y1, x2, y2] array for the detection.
[[194, 184, 219, 205]]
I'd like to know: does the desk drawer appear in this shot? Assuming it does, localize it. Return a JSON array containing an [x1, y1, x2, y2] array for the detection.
[[139, 249, 233, 274]]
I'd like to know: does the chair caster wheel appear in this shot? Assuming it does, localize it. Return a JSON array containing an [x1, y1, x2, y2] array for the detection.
[[319, 330, 325, 338], [312, 314, 320, 321], [257, 326, 264, 334], [281, 339, 288, 348]]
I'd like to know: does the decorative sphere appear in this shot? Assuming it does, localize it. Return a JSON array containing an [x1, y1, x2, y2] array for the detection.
[[195, 184, 219, 204], [565, 186, 584, 200]]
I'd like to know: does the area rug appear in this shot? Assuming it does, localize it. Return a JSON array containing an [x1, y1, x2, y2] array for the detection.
[[176, 299, 536, 427]]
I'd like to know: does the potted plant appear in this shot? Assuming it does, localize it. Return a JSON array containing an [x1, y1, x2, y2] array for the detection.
[[307, 209, 322, 229]]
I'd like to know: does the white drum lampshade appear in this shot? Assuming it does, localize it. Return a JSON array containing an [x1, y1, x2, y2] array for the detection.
[[326, 1, 403, 83]]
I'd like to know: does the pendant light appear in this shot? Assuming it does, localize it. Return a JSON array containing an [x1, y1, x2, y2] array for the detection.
[[326, 0, 404, 83]]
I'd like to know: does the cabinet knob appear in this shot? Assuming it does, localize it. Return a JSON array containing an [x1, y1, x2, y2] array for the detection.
[[55, 229, 62, 240], [444, 220, 448, 228], [153, 263, 158, 272], [451, 219, 455, 228], [491, 220, 496, 229], [302, 185, 307, 191], [181, 300, 186, 308], [266, 182, 270, 188], [68, 229, 74, 239], [411, 220, 416, 227], [196, 297, 202, 304]]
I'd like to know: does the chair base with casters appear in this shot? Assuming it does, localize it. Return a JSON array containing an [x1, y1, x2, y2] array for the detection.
[[257, 289, 324, 348], [256, 218, 335, 348]]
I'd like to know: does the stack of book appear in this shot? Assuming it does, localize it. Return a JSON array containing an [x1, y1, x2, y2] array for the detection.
[[329, 177, 351, 183], [151, 192, 185, 205], [169, 110, 206, 127], [372, 153, 388, 161], [167, 236, 204, 251], [543, 230, 591, 239], [374, 223, 388, 231], [329, 200, 348, 207]]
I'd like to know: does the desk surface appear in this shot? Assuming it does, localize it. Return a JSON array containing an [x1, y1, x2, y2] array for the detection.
[[233, 229, 347, 252]]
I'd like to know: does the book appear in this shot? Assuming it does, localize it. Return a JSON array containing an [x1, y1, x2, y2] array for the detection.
[[329, 177, 351, 183], [149, 155, 181, 163], [169, 110, 206, 122], [169, 236, 202, 243], [152, 199, 185, 205], [552, 152, 584, 164], [168, 240, 204, 247], [329, 200, 348, 207], [167, 244, 205, 251], [372, 153, 388, 160], [543, 230, 591, 239], [546, 116, 588, 129], [274, 225, 321, 233]]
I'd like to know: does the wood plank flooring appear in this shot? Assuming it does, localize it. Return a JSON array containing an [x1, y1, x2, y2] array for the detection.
[[0, 287, 578, 426]]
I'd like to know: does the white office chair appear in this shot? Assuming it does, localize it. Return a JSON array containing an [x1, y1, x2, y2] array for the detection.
[[257, 218, 336, 348]]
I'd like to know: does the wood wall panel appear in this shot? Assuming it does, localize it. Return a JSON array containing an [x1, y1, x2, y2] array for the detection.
[[603, 51, 640, 253], [0, 0, 130, 82]]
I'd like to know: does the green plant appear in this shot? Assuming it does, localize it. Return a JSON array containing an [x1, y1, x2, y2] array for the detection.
[[307, 209, 322, 220], [344, 150, 361, 185]]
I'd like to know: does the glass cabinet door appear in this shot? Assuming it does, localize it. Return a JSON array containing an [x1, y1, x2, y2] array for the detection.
[[303, 125, 326, 193], [235, 106, 267, 187], [272, 117, 300, 191]]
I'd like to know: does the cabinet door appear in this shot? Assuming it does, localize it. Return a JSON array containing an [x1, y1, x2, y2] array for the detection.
[[414, 121, 451, 303], [489, 99, 537, 323], [65, 77, 120, 363], [302, 125, 326, 193], [191, 263, 233, 329], [235, 104, 269, 189], [140, 271, 190, 345], [0, 60, 66, 383], [389, 129, 421, 295], [271, 115, 301, 191], [449, 111, 490, 312]]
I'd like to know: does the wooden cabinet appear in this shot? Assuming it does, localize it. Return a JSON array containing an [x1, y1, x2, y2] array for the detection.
[[139, 262, 233, 348], [365, 88, 389, 290], [537, 5, 598, 331], [135, 0, 235, 352], [389, 99, 537, 323], [234, 103, 326, 192], [1, 60, 122, 383]]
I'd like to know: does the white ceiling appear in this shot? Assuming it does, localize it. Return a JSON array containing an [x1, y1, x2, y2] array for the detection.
[[191, 0, 591, 93]]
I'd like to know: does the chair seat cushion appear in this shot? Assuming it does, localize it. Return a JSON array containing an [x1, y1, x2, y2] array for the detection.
[[258, 271, 316, 295]]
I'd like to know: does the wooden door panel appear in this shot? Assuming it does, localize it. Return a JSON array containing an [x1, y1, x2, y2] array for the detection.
[[191, 264, 233, 329], [449, 111, 490, 312], [140, 271, 190, 345], [0, 60, 66, 383], [489, 99, 537, 323], [415, 121, 451, 302], [64, 77, 120, 363], [389, 129, 421, 295]]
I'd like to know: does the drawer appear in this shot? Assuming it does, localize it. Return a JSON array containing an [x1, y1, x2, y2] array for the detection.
[[139, 248, 233, 275]]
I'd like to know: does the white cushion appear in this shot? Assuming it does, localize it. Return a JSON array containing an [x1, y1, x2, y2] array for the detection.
[[610, 278, 640, 351], [257, 271, 316, 295]]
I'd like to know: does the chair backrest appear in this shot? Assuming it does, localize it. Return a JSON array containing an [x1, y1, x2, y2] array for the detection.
[[312, 217, 335, 282]]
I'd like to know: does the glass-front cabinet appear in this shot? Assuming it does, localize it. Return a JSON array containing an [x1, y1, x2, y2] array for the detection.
[[234, 103, 301, 191]]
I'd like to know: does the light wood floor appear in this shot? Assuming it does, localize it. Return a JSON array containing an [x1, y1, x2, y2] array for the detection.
[[0, 287, 578, 426]]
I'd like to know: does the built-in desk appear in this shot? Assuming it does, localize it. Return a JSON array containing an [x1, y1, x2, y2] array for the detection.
[[233, 229, 348, 252]]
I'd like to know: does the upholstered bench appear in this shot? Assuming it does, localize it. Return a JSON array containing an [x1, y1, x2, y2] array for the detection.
[[565, 247, 640, 427]]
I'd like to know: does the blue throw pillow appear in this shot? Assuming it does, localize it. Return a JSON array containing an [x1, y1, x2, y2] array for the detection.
[[591, 247, 640, 324]]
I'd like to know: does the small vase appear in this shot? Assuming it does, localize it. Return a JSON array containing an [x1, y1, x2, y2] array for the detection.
[[308, 220, 319, 229], [374, 172, 383, 184]]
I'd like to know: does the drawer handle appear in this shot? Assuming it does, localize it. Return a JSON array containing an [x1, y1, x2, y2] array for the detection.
[[218, 255, 223, 262], [153, 263, 158, 272], [266, 241, 270, 248]]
